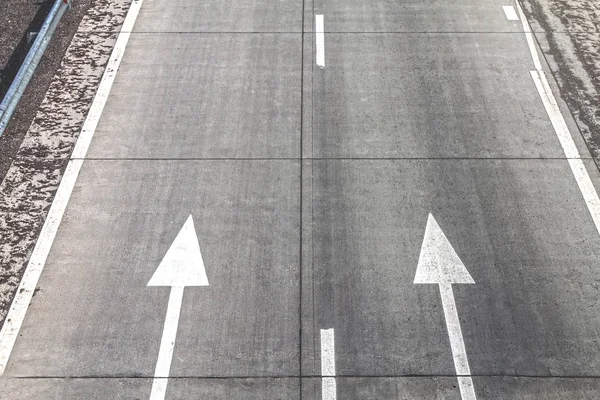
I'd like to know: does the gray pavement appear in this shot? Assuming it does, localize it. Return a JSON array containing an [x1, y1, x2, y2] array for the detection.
[[89, 34, 301, 159], [3, 0, 600, 399]]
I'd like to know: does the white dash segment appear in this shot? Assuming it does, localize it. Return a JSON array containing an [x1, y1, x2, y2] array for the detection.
[[531, 70, 600, 235], [0, 0, 144, 377], [316, 14, 325, 68], [502, 6, 519, 21], [515, 0, 542, 71], [320, 328, 336, 400]]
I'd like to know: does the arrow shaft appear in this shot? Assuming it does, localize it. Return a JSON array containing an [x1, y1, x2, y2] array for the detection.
[[439, 283, 476, 400], [150, 286, 184, 400]]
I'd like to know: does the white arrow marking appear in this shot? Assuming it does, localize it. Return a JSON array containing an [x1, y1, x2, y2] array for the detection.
[[148, 215, 209, 400], [414, 214, 476, 400]]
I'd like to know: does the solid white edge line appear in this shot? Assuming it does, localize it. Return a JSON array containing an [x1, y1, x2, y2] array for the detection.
[[320, 328, 336, 400], [502, 6, 519, 21], [0, 0, 143, 376], [515, 0, 542, 71], [531, 70, 600, 235], [316, 14, 325, 68]]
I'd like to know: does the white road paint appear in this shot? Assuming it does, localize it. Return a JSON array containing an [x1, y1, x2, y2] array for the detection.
[[414, 215, 475, 285], [149, 286, 184, 400], [439, 284, 476, 400], [0, 0, 144, 376], [531, 70, 600, 235], [148, 215, 209, 287], [149, 215, 209, 400], [502, 6, 519, 21], [414, 214, 476, 400], [515, 0, 542, 71], [316, 14, 325, 68], [320, 328, 336, 400]]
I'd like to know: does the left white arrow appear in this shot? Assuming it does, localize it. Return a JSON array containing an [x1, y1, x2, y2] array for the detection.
[[148, 215, 209, 400]]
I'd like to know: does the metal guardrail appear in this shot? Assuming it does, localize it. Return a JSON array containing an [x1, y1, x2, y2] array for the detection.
[[0, 0, 71, 136]]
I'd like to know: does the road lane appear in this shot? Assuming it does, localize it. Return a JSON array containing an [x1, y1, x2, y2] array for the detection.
[[311, 0, 523, 33], [300, 3, 600, 398], [87, 33, 301, 159], [306, 33, 571, 158], [3, 160, 299, 378], [133, 0, 303, 32], [302, 158, 600, 376]]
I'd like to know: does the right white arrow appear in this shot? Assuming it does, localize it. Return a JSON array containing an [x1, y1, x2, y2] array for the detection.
[[414, 214, 477, 400], [148, 215, 209, 400]]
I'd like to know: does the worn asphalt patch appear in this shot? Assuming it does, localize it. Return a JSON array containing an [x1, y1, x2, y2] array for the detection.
[[0, 0, 132, 327]]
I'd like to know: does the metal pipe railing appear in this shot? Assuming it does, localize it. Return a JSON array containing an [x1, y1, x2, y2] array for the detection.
[[0, 0, 71, 136]]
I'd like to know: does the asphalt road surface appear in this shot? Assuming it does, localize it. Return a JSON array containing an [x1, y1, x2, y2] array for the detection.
[[2, 0, 600, 399]]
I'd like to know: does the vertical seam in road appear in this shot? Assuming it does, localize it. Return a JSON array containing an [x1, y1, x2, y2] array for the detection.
[[299, 0, 305, 398], [311, 0, 317, 380]]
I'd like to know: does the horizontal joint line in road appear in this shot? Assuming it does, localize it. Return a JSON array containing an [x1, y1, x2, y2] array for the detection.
[[10, 374, 600, 380], [74, 30, 600, 34], [66, 157, 598, 161]]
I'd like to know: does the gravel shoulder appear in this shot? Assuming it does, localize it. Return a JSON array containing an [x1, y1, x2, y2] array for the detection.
[[522, 0, 600, 161], [0, 0, 131, 326], [0, 0, 94, 181]]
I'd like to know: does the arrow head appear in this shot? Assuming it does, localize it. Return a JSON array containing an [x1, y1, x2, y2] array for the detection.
[[414, 214, 474, 285], [148, 215, 209, 288]]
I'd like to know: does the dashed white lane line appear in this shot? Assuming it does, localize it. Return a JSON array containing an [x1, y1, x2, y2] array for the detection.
[[515, 0, 542, 71], [0, 0, 144, 376], [316, 14, 325, 68], [502, 5, 519, 21], [321, 328, 336, 400], [531, 70, 600, 234]]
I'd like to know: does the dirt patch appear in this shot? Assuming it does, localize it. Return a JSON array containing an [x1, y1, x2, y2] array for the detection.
[[0, 0, 132, 326], [522, 0, 600, 160], [0, 0, 93, 185]]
